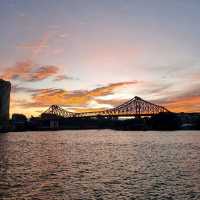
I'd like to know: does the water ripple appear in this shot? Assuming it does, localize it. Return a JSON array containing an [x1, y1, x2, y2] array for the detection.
[[0, 130, 200, 199]]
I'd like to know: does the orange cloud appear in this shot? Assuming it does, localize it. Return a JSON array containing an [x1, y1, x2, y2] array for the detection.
[[11, 79, 200, 116], [29, 65, 58, 81], [1, 60, 33, 80], [191, 73, 200, 81], [13, 81, 138, 115], [0, 60, 59, 81], [165, 96, 200, 113]]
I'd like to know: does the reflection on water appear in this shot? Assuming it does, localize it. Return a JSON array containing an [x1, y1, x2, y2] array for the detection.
[[0, 130, 200, 200]]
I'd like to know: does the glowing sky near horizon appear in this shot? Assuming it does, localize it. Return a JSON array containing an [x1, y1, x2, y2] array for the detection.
[[0, 0, 200, 116]]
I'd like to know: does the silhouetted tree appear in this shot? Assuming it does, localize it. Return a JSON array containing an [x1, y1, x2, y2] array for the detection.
[[150, 113, 179, 130]]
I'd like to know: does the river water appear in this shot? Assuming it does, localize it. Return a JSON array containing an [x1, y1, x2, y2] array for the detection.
[[0, 130, 200, 200]]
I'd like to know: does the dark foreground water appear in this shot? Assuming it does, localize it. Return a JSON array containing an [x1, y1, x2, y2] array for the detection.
[[0, 130, 200, 200]]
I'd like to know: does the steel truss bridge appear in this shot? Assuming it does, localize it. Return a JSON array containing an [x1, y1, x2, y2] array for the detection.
[[41, 96, 170, 119]]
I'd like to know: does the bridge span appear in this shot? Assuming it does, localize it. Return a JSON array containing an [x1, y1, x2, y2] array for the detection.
[[41, 96, 170, 119]]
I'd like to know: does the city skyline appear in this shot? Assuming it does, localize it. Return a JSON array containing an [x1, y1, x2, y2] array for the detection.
[[0, 0, 200, 116]]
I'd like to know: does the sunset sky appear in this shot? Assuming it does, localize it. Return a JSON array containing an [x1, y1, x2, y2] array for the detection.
[[0, 0, 200, 116]]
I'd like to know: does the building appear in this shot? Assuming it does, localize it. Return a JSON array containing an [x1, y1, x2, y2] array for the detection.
[[12, 114, 27, 131], [0, 79, 11, 132]]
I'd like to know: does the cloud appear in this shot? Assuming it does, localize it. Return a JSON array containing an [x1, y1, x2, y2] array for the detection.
[[11, 79, 200, 115], [0, 60, 59, 82], [153, 83, 200, 112], [86, 81, 138, 97], [11, 85, 54, 94], [11, 85, 32, 93], [29, 65, 58, 81], [95, 98, 126, 107], [17, 31, 70, 58], [191, 72, 200, 81], [1, 60, 33, 80], [165, 96, 200, 113], [16, 32, 50, 59], [53, 75, 79, 81], [14, 81, 138, 112]]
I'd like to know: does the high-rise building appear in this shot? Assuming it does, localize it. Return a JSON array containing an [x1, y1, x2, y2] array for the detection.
[[0, 79, 11, 132]]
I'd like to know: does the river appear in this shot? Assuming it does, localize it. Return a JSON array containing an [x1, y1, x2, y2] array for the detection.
[[0, 130, 200, 200]]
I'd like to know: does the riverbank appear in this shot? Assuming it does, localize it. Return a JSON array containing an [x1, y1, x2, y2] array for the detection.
[[6, 112, 200, 132]]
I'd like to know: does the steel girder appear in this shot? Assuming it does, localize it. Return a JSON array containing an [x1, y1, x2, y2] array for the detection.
[[41, 96, 170, 118]]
